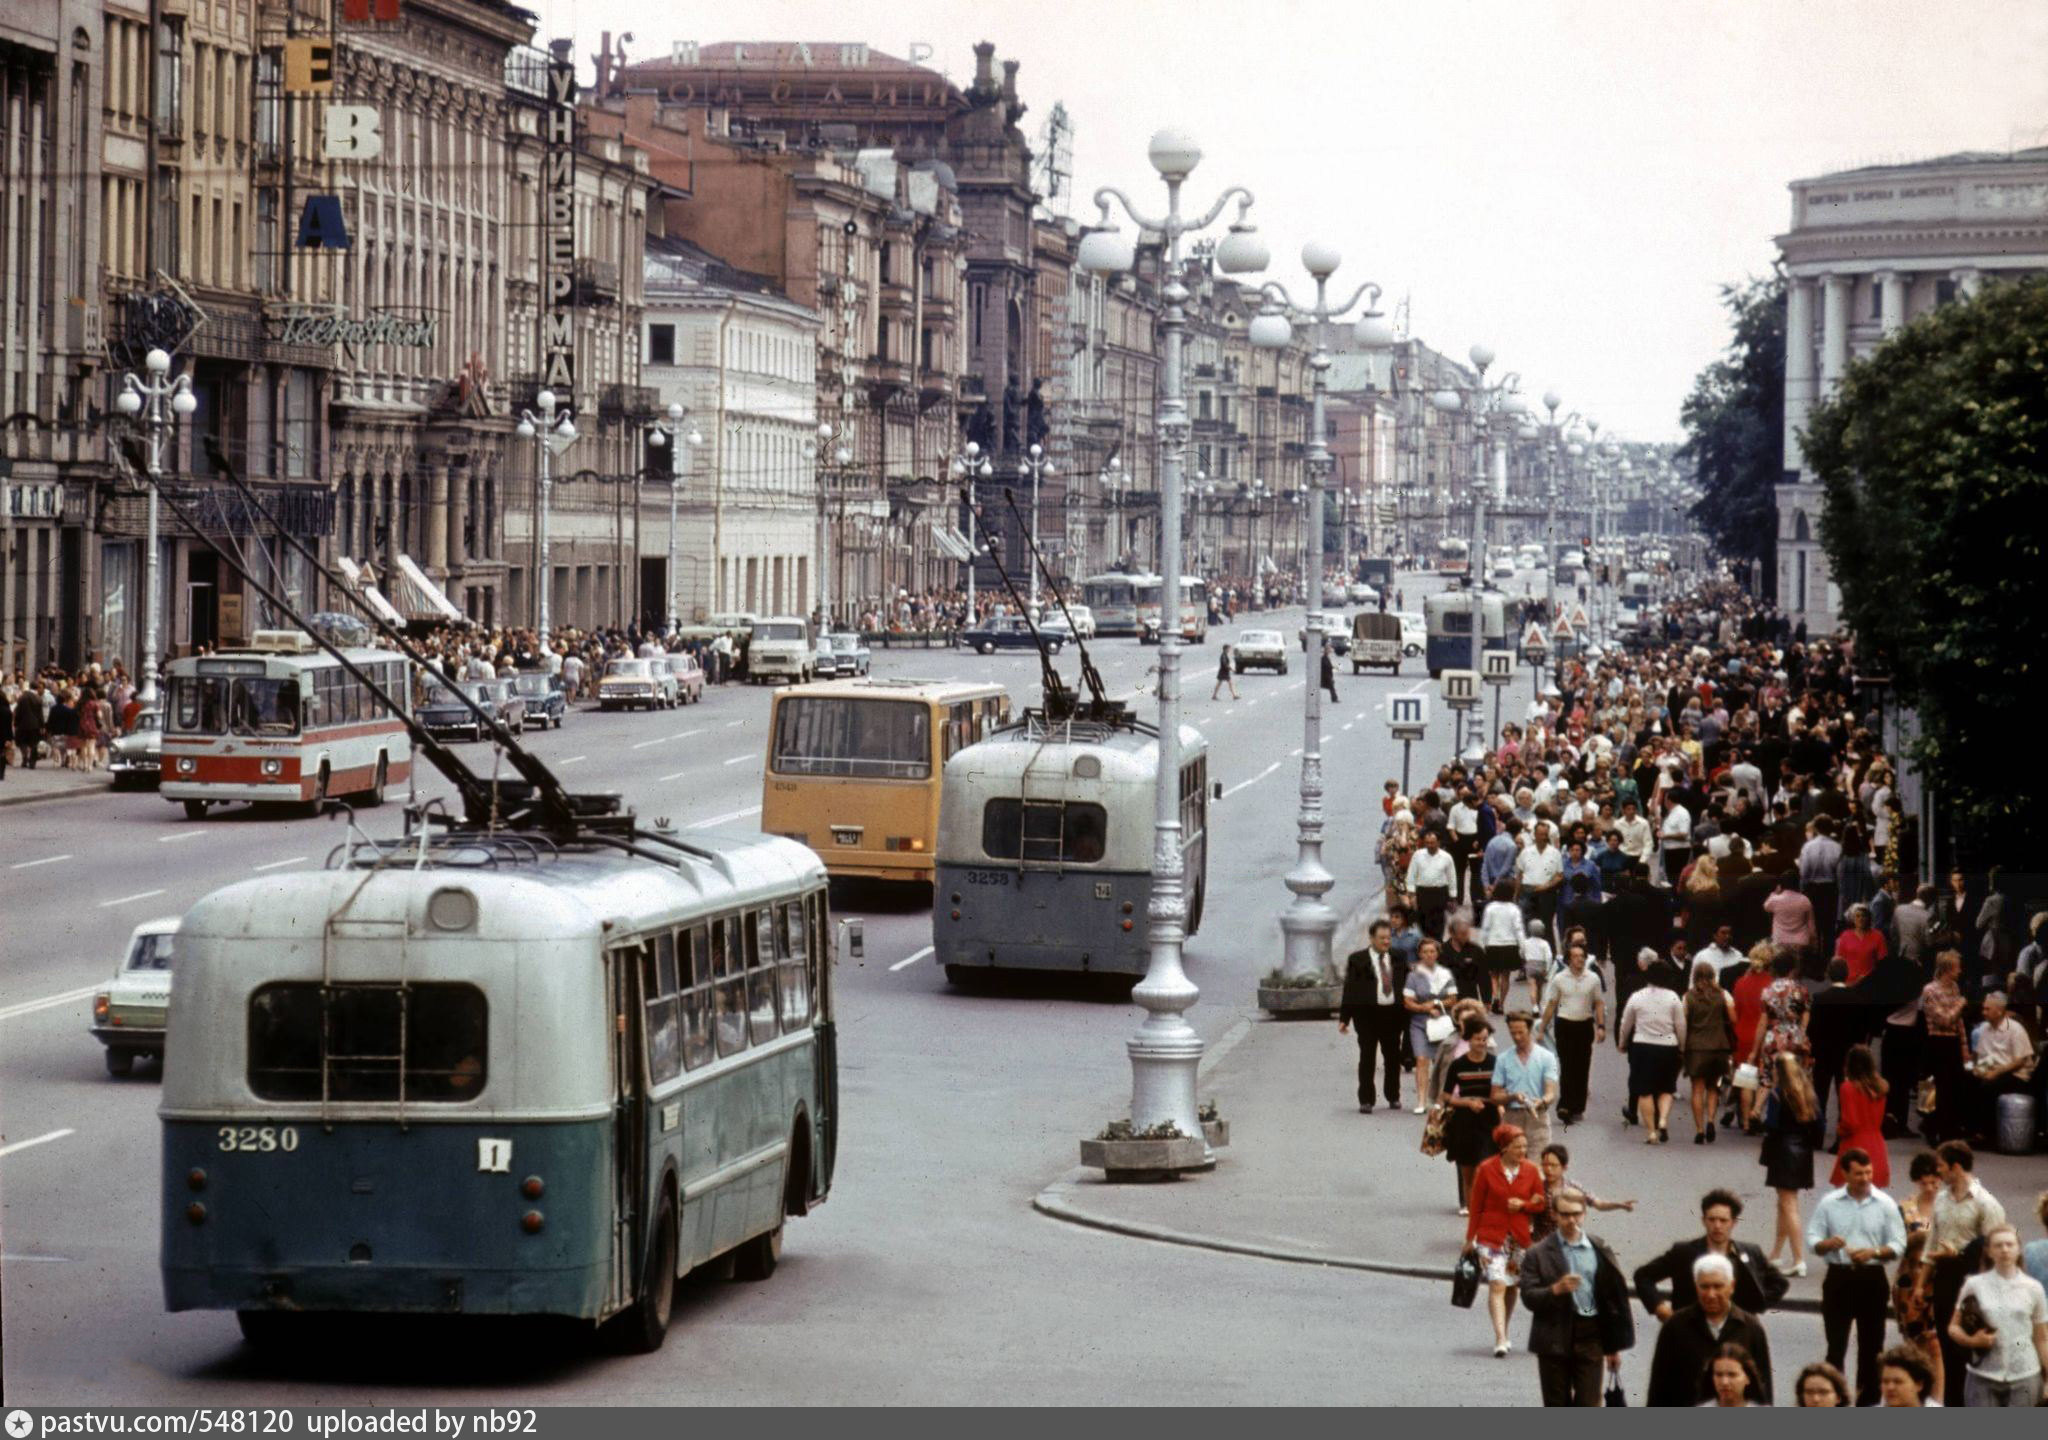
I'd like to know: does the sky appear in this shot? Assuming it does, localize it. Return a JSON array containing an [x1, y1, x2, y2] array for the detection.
[[533, 0, 2048, 441]]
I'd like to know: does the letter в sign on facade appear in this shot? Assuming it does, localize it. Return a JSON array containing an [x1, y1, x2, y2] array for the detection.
[[321, 105, 384, 160]]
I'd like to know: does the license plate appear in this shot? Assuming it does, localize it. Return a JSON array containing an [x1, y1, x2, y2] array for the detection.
[[832, 827, 862, 846]]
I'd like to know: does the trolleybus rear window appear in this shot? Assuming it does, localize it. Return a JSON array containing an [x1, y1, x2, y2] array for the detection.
[[980, 799, 1108, 864], [246, 983, 488, 1102], [771, 697, 931, 778]]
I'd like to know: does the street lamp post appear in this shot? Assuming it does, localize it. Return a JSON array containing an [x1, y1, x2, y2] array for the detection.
[[1431, 350, 1522, 677], [1017, 443, 1054, 610], [1250, 247, 1387, 987], [515, 389, 577, 651], [1079, 129, 1267, 1157], [948, 440, 994, 621], [114, 347, 197, 707], [646, 402, 702, 634], [808, 423, 854, 628]]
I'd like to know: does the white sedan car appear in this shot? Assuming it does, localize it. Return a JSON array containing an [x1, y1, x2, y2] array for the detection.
[[1065, 604, 1097, 639], [1397, 611, 1426, 656], [91, 916, 178, 1077], [1232, 629, 1287, 673]]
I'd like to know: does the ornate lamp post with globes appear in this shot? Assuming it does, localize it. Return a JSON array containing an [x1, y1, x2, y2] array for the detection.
[[1016, 443, 1055, 610], [1249, 245, 1389, 992], [1429, 349, 1523, 674], [645, 402, 701, 634], [113, 347, 197, 706], [947, 440, 995, 622], [515, 389, 577, 651], [1077, 129, 1267, 1166]]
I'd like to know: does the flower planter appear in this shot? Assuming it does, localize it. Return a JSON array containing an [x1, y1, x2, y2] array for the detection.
[[1257, 982, 1341, 1017], [1201, 1117, 1231, 1149], [1078, 1135, 1210, 1181]]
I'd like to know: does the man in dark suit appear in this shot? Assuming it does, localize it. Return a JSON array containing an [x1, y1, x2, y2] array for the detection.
[[1809, 959, 1864, 1134], [1519, 1195, 1637, 1406], [1645, 1253, 1775, 1406], [1337, 918, 1406, 1113], [1635, 1188, 1790, 1321]]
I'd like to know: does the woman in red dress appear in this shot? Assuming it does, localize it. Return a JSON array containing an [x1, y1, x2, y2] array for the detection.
[[1829, 1043, 1891, 1187], [1731, 943, 1774, 1132], [1464, 1123, 1544, 1358]]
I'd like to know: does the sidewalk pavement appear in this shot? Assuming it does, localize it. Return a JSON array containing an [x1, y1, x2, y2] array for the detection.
[[1038, 930, 2046, 1317], [0, 763, 112, 809]]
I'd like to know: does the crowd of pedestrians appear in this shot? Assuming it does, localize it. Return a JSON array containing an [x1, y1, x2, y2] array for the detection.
[[1, 660, 141, 780], [1340, 573, 2046, 1404]]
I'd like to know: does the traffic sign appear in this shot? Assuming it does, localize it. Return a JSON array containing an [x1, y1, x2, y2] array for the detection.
[[1569, 603, 1590, 630], [1481, 650, 1514, 685], [1441, 669, 1479, 707], [1386, 692, 1430, 737], [1552, 613, 1575, 641], [1521, 620, 1548, 654]]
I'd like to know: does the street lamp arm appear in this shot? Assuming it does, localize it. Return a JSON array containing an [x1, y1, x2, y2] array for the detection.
[[1188, 185, 1256, 235], [1256, 279, 1301, 310], [1089, 187, 1168, 236], [1332, 280, 1382, 318]]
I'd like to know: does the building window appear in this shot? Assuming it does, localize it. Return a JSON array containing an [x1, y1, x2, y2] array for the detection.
[[154, 17, 182, 133], [1868, 281, 1882, 321], [1936, 278, 1958, 307], [647, 323, 675, 366]]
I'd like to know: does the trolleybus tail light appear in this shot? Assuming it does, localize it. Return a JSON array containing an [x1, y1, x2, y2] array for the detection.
[[260, 758, 283, 776], [950, 909, 961, 921], [521, 1210, 545, 1234], [186, 1203, 207, 1225], [521, 1176, 545, 1199], [1121, 919, 1134, 931], [187, 1168, 207, 1192]]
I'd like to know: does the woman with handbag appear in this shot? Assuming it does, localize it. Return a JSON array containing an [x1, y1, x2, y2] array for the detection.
[[1465, 1122, 1543, 1358], [1440, 1015, 1501, 1217], [1758, 1051, 1821, 1277], [1404, 937, 1459, 1115]]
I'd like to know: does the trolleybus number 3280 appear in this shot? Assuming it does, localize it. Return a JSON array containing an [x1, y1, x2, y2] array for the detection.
[[217, 1125, 300, 1152]]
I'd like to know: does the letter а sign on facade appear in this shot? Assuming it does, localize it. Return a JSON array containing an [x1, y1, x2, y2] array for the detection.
[[297, 195, 351, 249]]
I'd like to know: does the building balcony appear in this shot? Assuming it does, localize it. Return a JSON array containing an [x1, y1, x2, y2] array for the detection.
[[879, 280, 915, 315], [572, 257, 619, 306], [599, 383, 660, 420]]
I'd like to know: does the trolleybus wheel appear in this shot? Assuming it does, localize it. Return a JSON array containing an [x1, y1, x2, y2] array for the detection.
[[104, 1048, 135, 1077], [364, 758, 388, 807], [732, 1217, 783, 1282], [610, 1194, 677, 1354], [306, 766, 330, 817], [183, 799, 208, 820], [235, 1310, 302, 1349], [944, 964, 970, 987]]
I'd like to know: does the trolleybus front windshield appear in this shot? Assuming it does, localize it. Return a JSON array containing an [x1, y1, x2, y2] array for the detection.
[[771, 697, 931, 779], [168, 675, 300, 735]]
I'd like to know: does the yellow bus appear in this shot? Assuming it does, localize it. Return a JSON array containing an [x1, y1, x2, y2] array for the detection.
[[762, 678, 1012, 884]]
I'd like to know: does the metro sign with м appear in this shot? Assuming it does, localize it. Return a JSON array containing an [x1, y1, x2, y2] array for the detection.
[[1440, 670, 1479, 708], [1481, 650, 1514, 685], [1386, 692, 1430, 738]]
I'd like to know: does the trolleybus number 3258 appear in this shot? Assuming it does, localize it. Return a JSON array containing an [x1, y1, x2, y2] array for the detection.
[[217, 1125, 300, 1153]]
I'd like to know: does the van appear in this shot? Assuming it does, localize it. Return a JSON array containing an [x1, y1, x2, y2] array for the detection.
[[1349, 612, 1403, 674]]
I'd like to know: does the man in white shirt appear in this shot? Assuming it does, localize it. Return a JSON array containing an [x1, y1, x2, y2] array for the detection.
[[1728, 750, 1765, 808], [1405, 830, 1458, 939], [1614, 800, 1653, 876], [1658, 794, 1693, 888], [1698, 924, 1746, 989], [1447, 790, 1483, 905], [1516, 821, 1566, 937], [1969, 992, 2038, 1142]]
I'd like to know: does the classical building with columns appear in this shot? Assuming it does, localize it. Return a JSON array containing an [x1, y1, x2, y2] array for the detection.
[[1775, 147, 2048, 632]]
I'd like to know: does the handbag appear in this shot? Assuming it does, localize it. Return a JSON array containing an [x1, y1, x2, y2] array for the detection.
[[1731, 1062, 1761, 1090], [1451, 1249, 1482, 1309], [1603, 1377, 1628, 1407], [1425, 1013, 1457, 1046], [1420, 1104, 1447, 1157]]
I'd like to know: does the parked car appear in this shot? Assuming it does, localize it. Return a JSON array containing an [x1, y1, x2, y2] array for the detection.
[[963, 614, 1063, 655], [107, 708, 163, 789], [827, 632, 871, 676], [1065, 604, 1098, 639], [598, 657, 679, 711], [1349, 612, 1403, 674], [1232, 629, 1287, 673], [1297, 615, 1350, 656], [814, 636, 841, 677], [478, 678, 528, 733], [1397, 611, 1426, 657], [664, 650, 706, 703], [91, 916, 178, 1077], [417, 678, 501, 741], [508, 670, 567, 729], [1345, 582, 1378, 606]]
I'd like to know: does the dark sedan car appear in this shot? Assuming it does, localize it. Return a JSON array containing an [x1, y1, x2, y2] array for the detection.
[[509, 670, 567, 730], [961, 614, 1064, 655], [417, 679, 523, 742]]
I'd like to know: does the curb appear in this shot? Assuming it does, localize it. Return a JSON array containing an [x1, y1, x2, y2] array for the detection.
[[0, 781, 108, 810], [1030, 1176, 1827, 1315]]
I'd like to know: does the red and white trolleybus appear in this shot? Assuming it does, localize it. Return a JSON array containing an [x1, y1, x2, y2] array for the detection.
[[160, 630, 412, 819]]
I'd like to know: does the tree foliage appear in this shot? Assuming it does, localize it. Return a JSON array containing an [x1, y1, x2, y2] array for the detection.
[[1679, 276, 1785, 583], [1804, 275, 2048, 858]]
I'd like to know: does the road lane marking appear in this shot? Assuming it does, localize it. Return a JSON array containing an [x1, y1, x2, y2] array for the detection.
[[1341, 722, 1354, 732], [0, 1129, 76, 1160], [722, 754, 752, 766], [1222, 762, 1283, 799], [253, 855, 309, 872], [1290, 747, 1304, 757], [0, 985, 100, 1023], [10, 854, 71, 870], [559, 755, 587, 765], [632, 728, 704, 750], [724, 720, 745, 728], [889, 946, 935, 973], [158, 830, 205, 844], [686, 805, 762, 830], [98, 889, 166, 909]]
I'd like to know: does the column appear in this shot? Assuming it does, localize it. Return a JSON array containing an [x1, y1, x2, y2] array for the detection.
[[1875, 270, 1905, 336], [1819, 273, 1850, 396], [1952, 267, 1983, 299], [426, 463, 450, 572], [448, 471, 470, 572], [1784, 277, 1814, 470]]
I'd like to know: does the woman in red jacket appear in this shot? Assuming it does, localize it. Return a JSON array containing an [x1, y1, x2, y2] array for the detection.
[[1829, 1043, 1891, 1187], [1464, 1122, 1543, 1357]]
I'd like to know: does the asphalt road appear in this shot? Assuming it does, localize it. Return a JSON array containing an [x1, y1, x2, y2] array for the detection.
[[8, 567, 1802, 1405]]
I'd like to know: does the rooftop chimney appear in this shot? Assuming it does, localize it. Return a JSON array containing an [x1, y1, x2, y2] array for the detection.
[[1002, 59, 1018, 105], [973, 41, 995, 91]]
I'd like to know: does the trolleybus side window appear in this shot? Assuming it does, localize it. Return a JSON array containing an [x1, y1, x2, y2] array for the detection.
[[247, 982, 487, 1102], [643, 934, 682, 1085], [777, 900, 811, 1031], [681, 923, 714, 1070], [981, 798, 1109, 865], [170, 676, 229, 734], [747, 909, 779, 1045], [713, 916, 747, 1058]]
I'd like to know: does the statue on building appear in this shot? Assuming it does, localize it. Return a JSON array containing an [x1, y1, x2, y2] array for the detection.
[[966, 399, 996, 454], [1001, 376, 1023, 453], [1026, 378, 1049, 449]]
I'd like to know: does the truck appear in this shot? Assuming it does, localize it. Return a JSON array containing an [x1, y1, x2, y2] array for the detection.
[[1350, 612, 1403, 674], [1357, 557, 1395, 593]]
